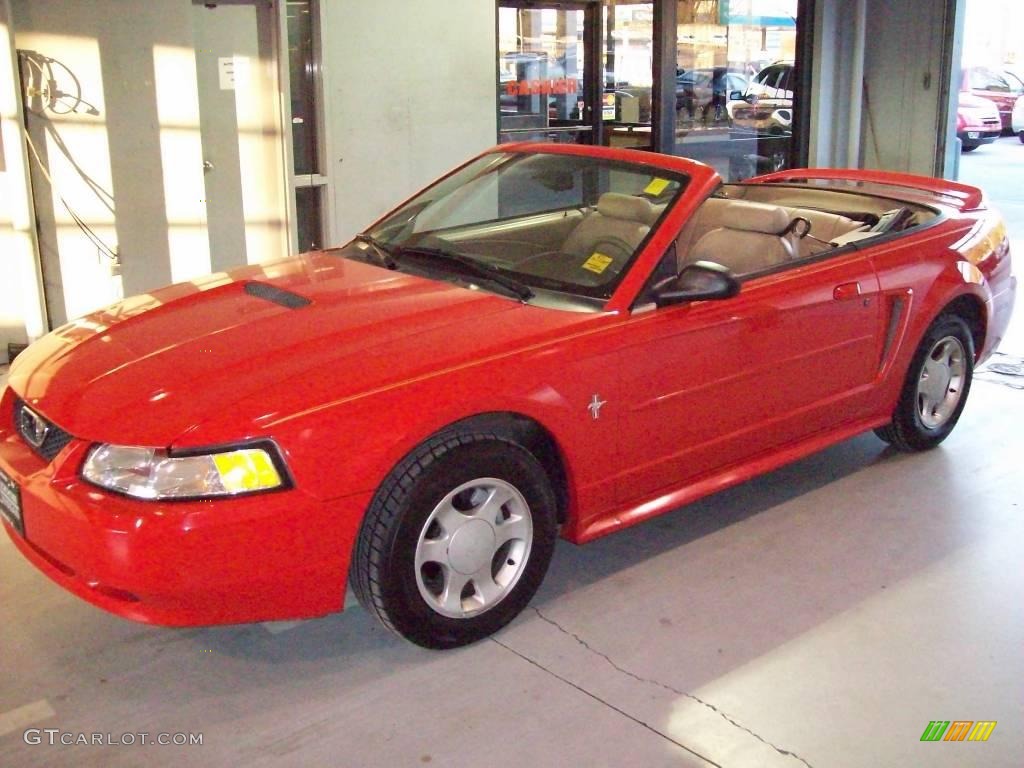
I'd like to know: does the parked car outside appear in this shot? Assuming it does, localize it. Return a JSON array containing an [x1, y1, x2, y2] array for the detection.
[[1, 145, 1016, 649], [675, 67, 748, 123], [726, 61, 794, 177], [1013, 93, 1024, 143], [1003, 69, 1024, 92], [957, 91, 1002, 151], [727, 61, 794, 131], [963, 65, 1024, 132]]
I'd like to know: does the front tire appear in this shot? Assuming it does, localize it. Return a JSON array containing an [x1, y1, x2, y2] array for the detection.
[[874, 314, 974, 452], [352, 428, 557, 649]]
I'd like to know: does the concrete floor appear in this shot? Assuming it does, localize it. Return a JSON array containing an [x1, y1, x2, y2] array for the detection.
[[2, 138, 1023, 767]]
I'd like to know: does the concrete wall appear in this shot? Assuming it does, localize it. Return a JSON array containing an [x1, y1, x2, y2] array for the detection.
[[808, 0, 859, 168], [0, 0, 45, 356], [861, 0, 952, 174], [324, 0, 497, 242], [3, 0, 291, 345], [810, 0, 961, 178], [10, 0, 202, 329], [0, 0, 498, 358]]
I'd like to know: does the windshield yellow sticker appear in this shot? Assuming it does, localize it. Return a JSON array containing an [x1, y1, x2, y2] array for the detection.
[[644, 177, 671, 196], [582, 253, 614, 274]]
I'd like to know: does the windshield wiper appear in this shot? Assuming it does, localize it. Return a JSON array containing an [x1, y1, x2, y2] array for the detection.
[[353, 233, 398, 270], [394, 245, 534, 302]]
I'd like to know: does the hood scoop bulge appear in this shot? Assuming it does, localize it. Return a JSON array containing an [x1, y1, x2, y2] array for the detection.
[[244, 281, 312, 309]]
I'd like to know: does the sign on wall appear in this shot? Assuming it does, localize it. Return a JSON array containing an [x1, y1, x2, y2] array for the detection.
[[719, 0, 796, 27]]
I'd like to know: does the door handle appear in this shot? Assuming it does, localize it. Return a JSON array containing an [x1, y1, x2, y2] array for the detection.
[[833, 282, 862, 301]]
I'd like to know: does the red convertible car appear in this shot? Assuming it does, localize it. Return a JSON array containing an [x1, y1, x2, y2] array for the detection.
[[0, 145, 1016, 648]]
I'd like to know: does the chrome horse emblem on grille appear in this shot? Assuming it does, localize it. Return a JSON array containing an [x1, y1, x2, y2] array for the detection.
[[19, 406, 49, 448]]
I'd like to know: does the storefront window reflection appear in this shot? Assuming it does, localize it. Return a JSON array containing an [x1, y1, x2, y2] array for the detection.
[[675, 0, 797, 180], [603, 1, 655, 149], [498, 6, 591, 145], [494, 1, 804, 177]]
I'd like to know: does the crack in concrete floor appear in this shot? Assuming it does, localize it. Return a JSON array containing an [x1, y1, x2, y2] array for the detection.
[[502, 607, 816, 768], [491, 635, 723, 767]]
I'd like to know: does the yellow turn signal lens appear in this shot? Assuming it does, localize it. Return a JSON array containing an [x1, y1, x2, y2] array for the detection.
[[212, 448, 283, 493]]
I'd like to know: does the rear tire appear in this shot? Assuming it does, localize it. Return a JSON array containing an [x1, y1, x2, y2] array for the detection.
[[873, 314, 974, 452], [351, 428, 557, 649]]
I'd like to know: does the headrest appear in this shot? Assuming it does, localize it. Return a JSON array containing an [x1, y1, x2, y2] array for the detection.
[[725, 201, 789, 235], [597, 192, 658, 224]]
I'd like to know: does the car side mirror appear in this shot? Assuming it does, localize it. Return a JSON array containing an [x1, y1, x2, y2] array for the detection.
[[729, 90, 748, 102], [652, 261, 740, 307]]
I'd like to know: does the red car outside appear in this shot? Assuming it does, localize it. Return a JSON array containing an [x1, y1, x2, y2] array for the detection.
[[963, 65, 1024, 132], [0, 144, 1016, 648], [957, 91, 1002, 151]]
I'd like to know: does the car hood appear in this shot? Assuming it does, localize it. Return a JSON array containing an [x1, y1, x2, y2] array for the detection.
[[9, 252, 585, 446], [958, 91, 999, 117]]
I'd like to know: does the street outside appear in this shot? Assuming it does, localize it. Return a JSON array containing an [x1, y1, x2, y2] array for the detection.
[[958, 133, 1024, 353]]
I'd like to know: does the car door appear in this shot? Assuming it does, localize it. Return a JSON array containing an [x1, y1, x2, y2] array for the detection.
[[610, 252, 882, 505]]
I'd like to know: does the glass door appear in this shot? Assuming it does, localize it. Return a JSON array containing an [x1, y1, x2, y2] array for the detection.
[[602, 0, 655, 149], [674, 0, 800, 180], [498, 2, 597, 144]]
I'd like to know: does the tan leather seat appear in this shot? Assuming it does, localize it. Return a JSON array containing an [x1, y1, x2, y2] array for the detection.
[[676, 196, 864, 267], [688, 201, 794, 276], [562, 193, 656, 261], [782, 207, 863, 257]]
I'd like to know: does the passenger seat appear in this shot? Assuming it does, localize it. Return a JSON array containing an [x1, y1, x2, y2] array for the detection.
[[688, 201, 794, 275]]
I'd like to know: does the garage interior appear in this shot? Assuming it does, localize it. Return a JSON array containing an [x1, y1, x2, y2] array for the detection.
[[1, 0, 1022, 766]]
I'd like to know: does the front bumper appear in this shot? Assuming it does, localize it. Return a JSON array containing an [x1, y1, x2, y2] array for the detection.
[[958, 128, 1000, 147], [0, 387, 371, 626]]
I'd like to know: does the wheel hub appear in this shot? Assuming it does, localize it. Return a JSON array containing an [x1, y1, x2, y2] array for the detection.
[[447, 519, 496, 575], [917, 335, 966, 429], [414, 476, 534, 619]]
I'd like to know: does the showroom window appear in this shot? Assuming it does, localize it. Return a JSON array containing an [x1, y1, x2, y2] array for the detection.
[[287, 0, 327, 251], [674, 0, 799, 180], [494, 1, 808, 180], [602, 0, 655, 149], [497, 3, 595, 145]]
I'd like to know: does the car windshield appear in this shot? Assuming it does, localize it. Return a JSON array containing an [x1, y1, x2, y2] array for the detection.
[[349, 151, 688, 303]]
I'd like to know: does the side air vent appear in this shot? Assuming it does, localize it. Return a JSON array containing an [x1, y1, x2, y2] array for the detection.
[[244, 281, 311, 309], [878, 295, 906, 372]]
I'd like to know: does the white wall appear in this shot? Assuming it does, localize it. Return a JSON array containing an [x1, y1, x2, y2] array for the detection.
[[4, 0, 291, 338], [324, 0, 498, 242], [10, 0, 196, 329], [0, 0, 45, 355], [861, 0, 952, 174], [0, 0, 498, 356], [809, 0, 961, 178], [808, 0, 858, 168]]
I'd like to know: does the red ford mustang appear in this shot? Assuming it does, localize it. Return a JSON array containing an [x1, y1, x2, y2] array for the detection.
[[0, 144, 1016, 648]]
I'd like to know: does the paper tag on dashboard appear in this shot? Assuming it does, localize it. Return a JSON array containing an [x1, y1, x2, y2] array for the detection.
[[582, 253, 614, 274]]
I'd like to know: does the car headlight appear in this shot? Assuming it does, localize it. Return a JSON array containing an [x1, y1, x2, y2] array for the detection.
[[82, 443, 287, 499]]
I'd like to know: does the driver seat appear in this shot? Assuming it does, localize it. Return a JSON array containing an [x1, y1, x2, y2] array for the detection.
[[562, 193, 657, 260]]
